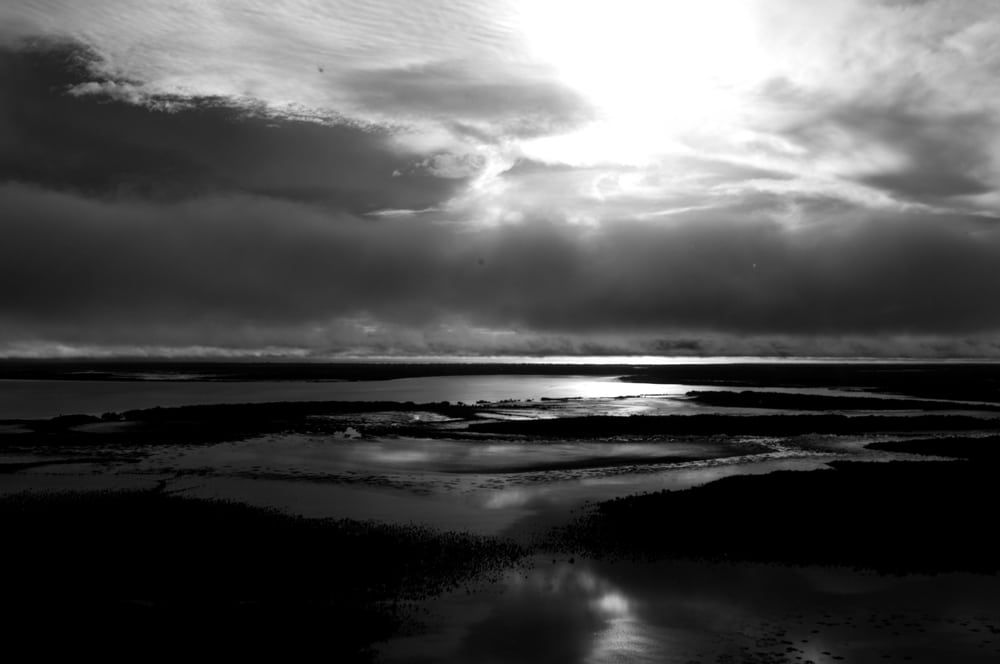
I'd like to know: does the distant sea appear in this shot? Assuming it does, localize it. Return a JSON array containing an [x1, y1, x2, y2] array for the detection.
[[2, 357, 997, 419], [0, 374, 685, 419]]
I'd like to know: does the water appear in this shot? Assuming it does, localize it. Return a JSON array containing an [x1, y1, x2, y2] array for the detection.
[[0, 375, 687, 419], [4, 362, 999, 662], [382, 556, 1000, 663], [5, 373, 994, 420], [7, 428, 900, 535]]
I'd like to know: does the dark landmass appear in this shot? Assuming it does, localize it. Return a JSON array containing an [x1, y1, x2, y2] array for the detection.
[[685, 389, 1000, 412], [0, 457, 112, 473], [0, 359, 645, 382], [0, 399, 484, 448], [448, 447, 765, 475], [866, 434, 1000, 461], [470, 413, 1000, 437], [2, 489, 524, 660], [115, 398, 479, 424], [549, 458, 999, 574], [5, 366, 1000, 658], [6, 399, 998, 457], [8, 400, 999, 458], [3, 360, 998, 406], [622, 362, 1000, 403]]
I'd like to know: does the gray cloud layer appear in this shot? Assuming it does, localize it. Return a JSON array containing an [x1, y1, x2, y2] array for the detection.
[[340, 60, 594, 139], [4, 180, 1000, 348], [2, 39, 1000, 358], [763, 77, 1000, 208]]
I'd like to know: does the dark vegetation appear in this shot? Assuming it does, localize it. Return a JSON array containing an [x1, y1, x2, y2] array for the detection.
[[1, 489, 524, 660], [3, 362, 998, 406], [549, 458, 1000, 574], [685, 390, 1000, 412], [866, 434, 1000, 461], [545, 432, 1000, 575], [0, 359, 644, 382], [470, 414, 1000, 437], [0, 399, 482, 448], [10, 402, 998, 456], [622, 362, 1000, 403]]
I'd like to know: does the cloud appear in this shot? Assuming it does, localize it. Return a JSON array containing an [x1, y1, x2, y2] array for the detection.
[[712, 1, 1000, 214], [0, 41, 472, 212], [6, 1, 1000, 219], [339, 60, 594, 138], [760, 78, 1000, 209], [3, 179, 1000, 357], [851, 108, 996, 202], [0, 1, 592, 141], [2, 5, 1000, 358]]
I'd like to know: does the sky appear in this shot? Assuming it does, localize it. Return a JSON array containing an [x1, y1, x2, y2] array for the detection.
[[2, 0, 1000, 359]]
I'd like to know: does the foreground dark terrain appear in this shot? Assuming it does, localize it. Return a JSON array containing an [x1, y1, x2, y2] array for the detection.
[[3, 361, 1000, 661], [2, 490, 523, 659]]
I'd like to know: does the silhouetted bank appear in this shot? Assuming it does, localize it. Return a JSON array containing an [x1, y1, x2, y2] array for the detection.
[[0, 399, 482, 447], [2, 490, 524, 660], [865, 434, 1000, 461], [622, 362, 1000, 403], [470, 413, 1000, 437], [549, 458, 999, 574], [684, 389, 1000, 412], [3, 361, 998, 400], [0, 359, 645, 382]]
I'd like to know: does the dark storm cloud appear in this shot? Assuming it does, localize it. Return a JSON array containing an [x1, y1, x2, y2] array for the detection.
[[3, 181, 1000, 354], [465, 206, 1000, 336], [0, 40, 466, 212]]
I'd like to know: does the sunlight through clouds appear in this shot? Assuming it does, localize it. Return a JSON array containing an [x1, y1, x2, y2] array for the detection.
[[3, 1, 1000, 357], [517, 0, 767, 165], [6, 0, 1000, 219]]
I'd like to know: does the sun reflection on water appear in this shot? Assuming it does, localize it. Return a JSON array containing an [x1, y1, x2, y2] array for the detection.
[[434, 560, 661, 664]]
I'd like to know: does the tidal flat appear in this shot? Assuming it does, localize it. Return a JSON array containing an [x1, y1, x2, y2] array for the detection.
[[2, 361, 1000, 662]]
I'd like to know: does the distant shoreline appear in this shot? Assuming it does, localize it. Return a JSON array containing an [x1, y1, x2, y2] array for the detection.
[[2, 358, 1000, 383]]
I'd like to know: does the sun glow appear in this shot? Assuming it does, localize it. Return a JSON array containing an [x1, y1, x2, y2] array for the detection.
[[518, 0, 767, 164]]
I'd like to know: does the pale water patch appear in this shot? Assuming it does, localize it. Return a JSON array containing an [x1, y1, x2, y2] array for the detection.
[[148, 434, 741, 477], [142, 434, 838, 536], [172, 476, 533, 535], [0, 421, 922, 537], [0, 375, 688, 419]]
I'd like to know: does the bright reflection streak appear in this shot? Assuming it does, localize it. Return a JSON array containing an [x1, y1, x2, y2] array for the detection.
[[595, 591, 630, 615], [484, 488, 536, 509], [495, 563, 655, 663], [383, 555, 1000, 662], [367, 449, 432, 464]]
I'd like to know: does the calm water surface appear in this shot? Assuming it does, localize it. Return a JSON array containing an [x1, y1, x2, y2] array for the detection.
[[0, 375, 687, 419], [382, 556, 1000, 663]]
